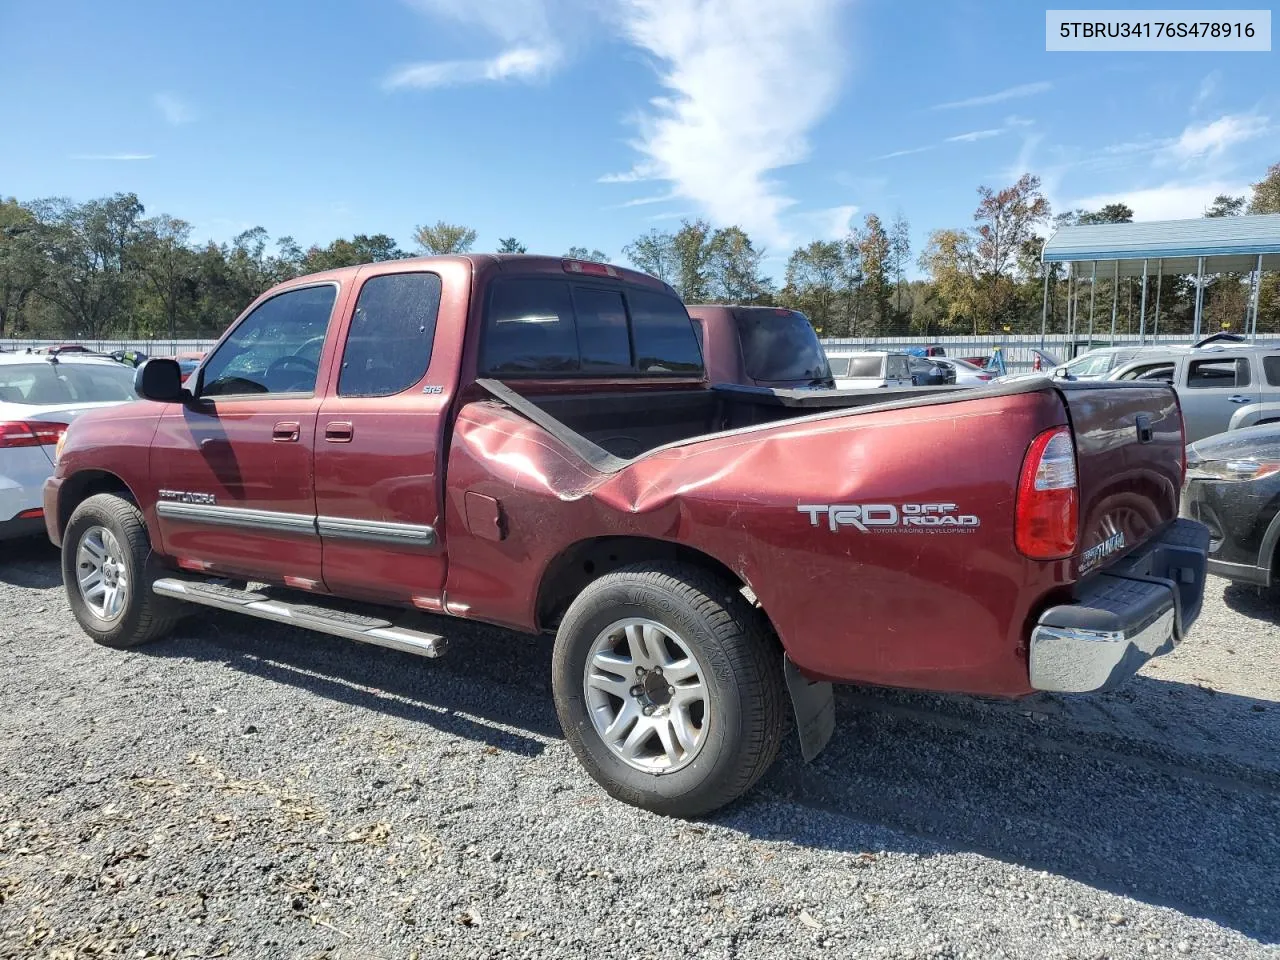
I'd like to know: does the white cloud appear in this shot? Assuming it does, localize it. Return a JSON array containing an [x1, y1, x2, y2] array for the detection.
[[154, 92, 195, 125], [69, 153, 154, 161], [1192, 70, 1220, 114], [1072, 181, 1251, 222], [384, 46, 557, 89], [945, 128, 1004, 143], [815, 204, 858, 239], [603, 0, 850, 248], [931, 81, 1052, 110], [386, 0, 564, 89], [1167, 113, 1269, 163], [872, 145, 932, 160]]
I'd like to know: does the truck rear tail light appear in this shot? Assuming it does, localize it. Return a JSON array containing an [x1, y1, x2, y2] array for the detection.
[[0, 420, 68, 448], [563, 259, 618, 278], [1016, 426, 1078, 560]]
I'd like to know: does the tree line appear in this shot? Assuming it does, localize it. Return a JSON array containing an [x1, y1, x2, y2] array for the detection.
[[2, 161, 1277, 342]]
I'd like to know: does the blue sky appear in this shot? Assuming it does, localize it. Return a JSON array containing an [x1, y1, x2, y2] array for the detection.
[[1, 0, 1276, 280]]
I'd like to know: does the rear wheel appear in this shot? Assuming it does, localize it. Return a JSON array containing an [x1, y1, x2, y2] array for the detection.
[[551, 562, 785, 817], [63, 494, 180, 649]]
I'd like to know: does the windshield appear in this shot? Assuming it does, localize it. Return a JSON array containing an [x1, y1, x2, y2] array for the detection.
[[0, 362, 138, 405], [733, 309, 831, 383]]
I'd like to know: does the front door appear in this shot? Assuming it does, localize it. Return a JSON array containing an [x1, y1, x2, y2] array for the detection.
[[1179, 355, 1260, 442], [313, 270, 451, 605], [150, 282, 342, 584]]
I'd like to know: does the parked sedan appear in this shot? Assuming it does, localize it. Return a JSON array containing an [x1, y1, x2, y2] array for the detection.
[[1182, 424, 1280, 590], [0, 354, 139, 540], [931, 357, 993, 385], [907, 356, 952, 386]]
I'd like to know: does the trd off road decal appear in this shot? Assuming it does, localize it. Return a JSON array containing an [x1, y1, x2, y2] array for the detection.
[[1079, 531, 1125, 572], [798, 502, 981, 533]]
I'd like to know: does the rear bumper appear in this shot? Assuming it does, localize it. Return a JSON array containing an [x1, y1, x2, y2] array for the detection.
[[1029, 519, 1210, 693]]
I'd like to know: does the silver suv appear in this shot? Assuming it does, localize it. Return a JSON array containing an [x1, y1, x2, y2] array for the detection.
[[1108, 342, 1280, 442]]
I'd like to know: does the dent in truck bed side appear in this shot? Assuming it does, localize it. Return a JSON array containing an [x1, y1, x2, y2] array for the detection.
[[442, 385, 1075, 698]]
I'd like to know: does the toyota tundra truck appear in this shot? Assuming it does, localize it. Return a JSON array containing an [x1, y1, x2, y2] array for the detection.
[[45, 254, 1209, 816]]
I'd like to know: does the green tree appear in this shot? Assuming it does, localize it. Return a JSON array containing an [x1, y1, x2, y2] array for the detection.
[[29, 193, 146, 338], [498, 237, 527, 254], [623, 230, 680, 285], [919, 228, 981, 334], [781, 240, 844, 335], [133, 215, 196, 338], [706, 227, 772, 304], [858, 214, 892, 335], [1204, 194, 1245, 218], [302, 234, 407, 272], [1077, 203, 1133, 225], [623, 220, 714, 301], [565, 246, 608, 262], [413, 220, 477, 255], [889, 212, 911, 320], [0, 198, 43, 337]]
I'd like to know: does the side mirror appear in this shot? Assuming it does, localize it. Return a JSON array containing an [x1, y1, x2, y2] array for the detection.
[[1053, 366, 1069, 379], [135, 358, 186, 402]]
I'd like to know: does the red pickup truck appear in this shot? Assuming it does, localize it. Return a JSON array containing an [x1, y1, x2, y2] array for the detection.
[[45, 255, 1209, 816]]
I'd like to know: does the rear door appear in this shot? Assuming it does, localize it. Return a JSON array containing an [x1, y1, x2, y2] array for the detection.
[[886, 355, 912, 386], [313, 269, 454, 605], [1178, 355, 1259, 442]]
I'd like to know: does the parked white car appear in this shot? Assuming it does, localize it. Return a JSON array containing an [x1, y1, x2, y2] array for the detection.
[[0, 353, 139, 540], [826, 350, 913, 389], [931, 357, 994, 385]]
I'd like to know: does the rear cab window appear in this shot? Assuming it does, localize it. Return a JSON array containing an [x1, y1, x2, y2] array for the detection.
[[479, 278, 703, 378], [733, 308, 830, 383]]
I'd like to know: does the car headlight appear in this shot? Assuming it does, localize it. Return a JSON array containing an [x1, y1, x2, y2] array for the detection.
[[1185, 459, 1280, 482]]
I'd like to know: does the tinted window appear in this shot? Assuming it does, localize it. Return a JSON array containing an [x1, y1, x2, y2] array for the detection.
[[734, 309, 831, 382], [1118, 362, 1176, 383], [201, 285, 337, 396], [0, 362, 138, 405], [573, 288, 632, 371], [1187, 358, 1249, 389], [482, 280, 578, 374], [339, 273, 442, 398], [826, 356, 850, 377], [628, 290, 702, 374], [888, 357, 910, 379], [844, 357, 884, 378], [1264, 356, 1280, 386]]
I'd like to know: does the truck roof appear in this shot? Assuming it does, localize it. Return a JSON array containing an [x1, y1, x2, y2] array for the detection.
[[268, 254, 678, 300]]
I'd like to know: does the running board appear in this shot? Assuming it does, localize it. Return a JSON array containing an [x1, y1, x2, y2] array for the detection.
[[153, 578, 447, 658]]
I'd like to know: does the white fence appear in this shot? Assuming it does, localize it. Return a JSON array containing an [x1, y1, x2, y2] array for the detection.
[[3, 332, 1198, 376]]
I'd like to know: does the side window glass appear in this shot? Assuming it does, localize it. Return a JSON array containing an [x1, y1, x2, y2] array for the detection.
[[482, 280, 578, 374], [201, 285, 337, 397], [1186, 358, 1245, 389], [1264, 355, 1280, 386], [628, 290, 703, 374], [572, 288, 632, 370], [338, 273, 442, 398]]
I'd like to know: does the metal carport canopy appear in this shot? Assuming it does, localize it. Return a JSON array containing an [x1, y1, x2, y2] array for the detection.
[[1042, 213, 1280, 278]]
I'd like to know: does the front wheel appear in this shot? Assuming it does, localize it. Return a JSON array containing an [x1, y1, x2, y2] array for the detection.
[[62, 494, 180, 649], [551, 562, 786, 817]]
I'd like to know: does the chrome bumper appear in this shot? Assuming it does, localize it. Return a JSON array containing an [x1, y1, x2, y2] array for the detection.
[[1029, 519, 1209, 694]]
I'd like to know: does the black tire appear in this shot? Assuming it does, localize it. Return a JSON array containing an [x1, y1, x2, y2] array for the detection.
[[551, 561, 786, 817], [62, 493, 180, 649]]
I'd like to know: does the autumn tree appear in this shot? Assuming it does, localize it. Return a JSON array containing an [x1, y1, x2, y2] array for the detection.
[[413, 220, 477, 255], [972, 174, 1051, 330], [1249, 162, 1280, 214], [889, 213, 911, 320], [919, 228, 981, 334], [1248, 163, 1280, 333]]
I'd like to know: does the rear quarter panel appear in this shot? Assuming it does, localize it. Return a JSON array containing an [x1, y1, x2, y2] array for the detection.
[[443, 387, 1072, 697]]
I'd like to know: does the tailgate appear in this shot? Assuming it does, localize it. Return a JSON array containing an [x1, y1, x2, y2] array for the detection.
[[1057, 381, 1184, 575]]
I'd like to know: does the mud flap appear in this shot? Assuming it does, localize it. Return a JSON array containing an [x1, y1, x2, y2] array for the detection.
[[783, 654, 834, 762]]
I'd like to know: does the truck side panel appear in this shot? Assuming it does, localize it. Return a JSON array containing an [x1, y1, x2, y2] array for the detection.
[[442, 388, 1071, 697]]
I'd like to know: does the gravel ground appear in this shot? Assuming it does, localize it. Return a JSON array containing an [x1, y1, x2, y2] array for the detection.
[[1, 538, 1277, 960]]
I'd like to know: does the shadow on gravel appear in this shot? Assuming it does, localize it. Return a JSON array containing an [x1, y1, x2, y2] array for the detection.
[[1222, 581, 1280, 623], [740, 679, 1280, 944], [0, 537, 61, 588], [141, 610, 559, 756]]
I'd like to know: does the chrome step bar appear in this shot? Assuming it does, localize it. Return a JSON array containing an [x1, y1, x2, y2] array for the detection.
[[153, 578, 447, 658]]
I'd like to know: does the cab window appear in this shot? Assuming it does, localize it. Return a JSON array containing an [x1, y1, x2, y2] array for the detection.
[[200, 285, 337, 397], [338, 273, 442, 397]]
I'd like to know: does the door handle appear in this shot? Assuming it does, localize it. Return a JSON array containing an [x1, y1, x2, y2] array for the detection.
[[324, 421, 354, 442], [1228, 395, 1253, 404], [272, 421, 300, 442]]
